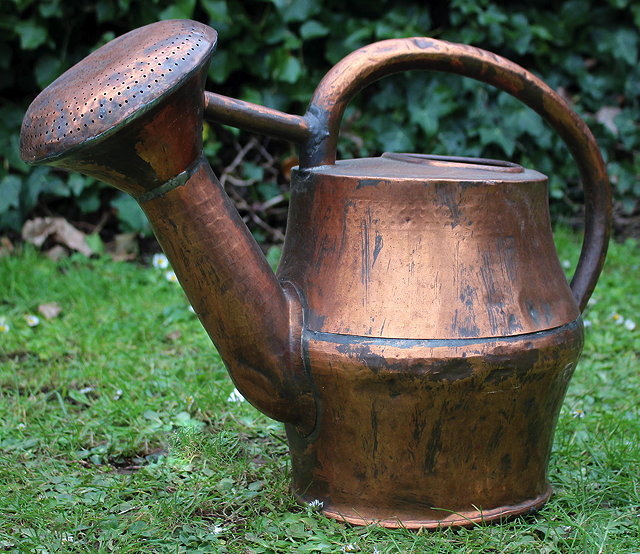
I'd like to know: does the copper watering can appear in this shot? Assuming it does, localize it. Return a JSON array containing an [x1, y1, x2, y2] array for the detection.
[[21, 20, 611, 528]]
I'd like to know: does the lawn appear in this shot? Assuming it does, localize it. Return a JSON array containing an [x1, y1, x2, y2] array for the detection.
[[0, 229, 638, 553]]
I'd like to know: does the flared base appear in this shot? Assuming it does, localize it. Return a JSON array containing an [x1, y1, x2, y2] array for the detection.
[[295, 485, 552, 529]]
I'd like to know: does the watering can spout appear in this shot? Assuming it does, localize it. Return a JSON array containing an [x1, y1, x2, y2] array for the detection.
[[19, 19, 316, 433], [140, 159, 315, 431]]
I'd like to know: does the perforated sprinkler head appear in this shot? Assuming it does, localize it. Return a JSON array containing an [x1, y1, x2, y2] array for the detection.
[[20, 20, 217, 195]]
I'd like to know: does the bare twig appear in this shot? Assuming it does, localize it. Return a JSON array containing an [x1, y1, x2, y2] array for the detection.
[[257, 194, 286, 212], [219, 137, 259, 187], [225, 174, 258, 187], [249, 212, 286, 242], [254, 139, 275, 165]]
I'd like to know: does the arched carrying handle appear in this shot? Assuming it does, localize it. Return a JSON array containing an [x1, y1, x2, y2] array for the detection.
[[300, 37, 611, 312]]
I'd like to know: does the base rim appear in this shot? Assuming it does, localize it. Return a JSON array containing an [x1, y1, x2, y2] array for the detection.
[[296, 485, 553, 529]]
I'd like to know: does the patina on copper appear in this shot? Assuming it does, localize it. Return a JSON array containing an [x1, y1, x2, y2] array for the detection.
[[20, 20, 611, 529], [20, 19, 316, 433], [279, 154, 585, 527]]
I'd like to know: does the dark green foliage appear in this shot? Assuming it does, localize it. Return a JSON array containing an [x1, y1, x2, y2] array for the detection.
[[2, 0, 639, 236]]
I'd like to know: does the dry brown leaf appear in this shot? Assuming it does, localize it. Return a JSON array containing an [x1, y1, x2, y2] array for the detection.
[[38, 302, 62, 320], [46, 245, 68, 261], [22, 217, 93, 257], [106, 232, 139, 262], [0, 236, 14, 257], [280, 155, 298, 182], [595, 106, 622, 136], [165, 330, 182, 342]]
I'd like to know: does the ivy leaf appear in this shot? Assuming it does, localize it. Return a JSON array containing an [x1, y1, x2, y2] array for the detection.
[[42, 174, 69, 197], [369, 118, 414, 152], [35, 55, 63, 88], [269, 51, 302, 84], [15, 21, 48, 50], [0, 175, 22, 213], [270, 0, 320, 23], [201, 0, 230, 22], [76, 190, 102, 213], [280, 56, 302, 83], [299, 20, 329, 40], [407, 81, 457, 139], [67, 174, 88, 196], [159, 0, 196, 20], [95, 0, 116, 23], [5, 134, 29, 174], [38, 1, 63, 18], [612, 29, 638, 65], [478, 127, 515, 157], [111, 194, 150, 236], [632, 4, 640, 29], [207, 50, 241, 84], [257, 182, 279, 200], [20, 167, 52, 211], [266, 245, 282, 271], [243, 162, 264, 182]]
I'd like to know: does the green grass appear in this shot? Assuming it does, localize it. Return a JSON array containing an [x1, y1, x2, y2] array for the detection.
[[0, 229, 638, 553]]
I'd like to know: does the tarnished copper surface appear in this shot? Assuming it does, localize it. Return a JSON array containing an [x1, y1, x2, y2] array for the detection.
[[204, 92, 310, 143], [18, 19, 316, 432], [20, 21, 612, 529], [21, 20, 217, 166], [301, 38, 610, 312], [382, 152, 524, 173], [141, 159, 315, 432], [286, 320, 583, 528], [279, 155, 578, 340]]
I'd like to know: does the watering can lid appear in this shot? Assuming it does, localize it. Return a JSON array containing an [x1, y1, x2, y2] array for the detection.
[[303, 153, 546, 183]]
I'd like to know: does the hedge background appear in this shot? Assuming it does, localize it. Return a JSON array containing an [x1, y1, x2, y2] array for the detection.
[[1, 0, 639, 245]]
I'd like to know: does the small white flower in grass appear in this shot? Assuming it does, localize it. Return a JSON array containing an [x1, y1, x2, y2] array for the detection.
[[624, 319, 636, 331], [152, 253, 169, 269], [308, 499, 324, 510], [571, 409, 585, 418], [113, 389, 123, 400], [165, 270, 178, 283], [210, 525, 224, 535], [342, 544, 359, 553], [25, 314, 40, 327], [562, 259, 571, 269], [611, 312, 625, 325], [583, 319, 592, 328], [227, 388, 245, 403], [17, 423, 26, 430], [0, 318, 9, 333]]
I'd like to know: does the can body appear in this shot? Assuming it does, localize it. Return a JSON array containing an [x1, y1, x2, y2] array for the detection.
[[285, 322, 582, 527], [278, 156, 583, 527]]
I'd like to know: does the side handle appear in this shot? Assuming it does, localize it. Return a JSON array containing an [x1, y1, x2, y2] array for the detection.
[[300, 38, 611, 311]]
